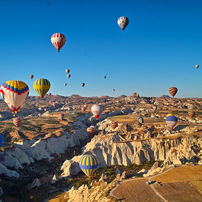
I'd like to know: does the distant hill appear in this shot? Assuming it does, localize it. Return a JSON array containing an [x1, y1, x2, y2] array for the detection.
[[99, 96, 112, 98], [161, 95, 171, 98], [117, 95, 127, 99]]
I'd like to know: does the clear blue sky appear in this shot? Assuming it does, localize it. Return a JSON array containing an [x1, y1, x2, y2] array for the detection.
[[0, 0, 201, 98]]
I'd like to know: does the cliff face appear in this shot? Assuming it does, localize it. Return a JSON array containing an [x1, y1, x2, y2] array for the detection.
[[61, 119, 201, 177], [0, 108, 133, 178]]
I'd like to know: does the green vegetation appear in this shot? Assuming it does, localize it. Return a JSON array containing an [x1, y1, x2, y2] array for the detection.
[[71, 161, 162, 189]]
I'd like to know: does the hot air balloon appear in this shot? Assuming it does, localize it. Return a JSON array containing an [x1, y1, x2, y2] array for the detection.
[[0, 134, 4, 148], [188, 110, 195, 118], [91, 104, 103, 119], [48, 93, 52, 96], [111, 121, 118, 130], [81, 83, 85, 87], [0, 81, 29, 114], [51, 33, 66, 52], [117, 16, 129, 31], [153, 105, 157, 111], [195, 64, 199, 69], [166, 115, 178, 130], [113, 89, 115, 92], [13, 117, 22, 127], [58, 113, 64, 120], [64, 83, 67, 86], [104, 76, 106, 79], [169, 87, 178, 98], [33, 79, 50, 98], [52, 103, 57, 108], [84, 104, 87, 108], [79, 154, 99, 177], [65, 69, 70, 74], [30, 75, 34, 79], [138, 117, 144, 125], [87, 126, 95, 135], [67, 74, 71, 78], [82, 106, 86, 112]]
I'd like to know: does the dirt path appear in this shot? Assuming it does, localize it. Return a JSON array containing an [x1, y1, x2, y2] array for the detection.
[[109, 166, 174, 201]]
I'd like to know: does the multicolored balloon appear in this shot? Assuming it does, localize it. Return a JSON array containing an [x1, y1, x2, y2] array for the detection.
[[79, 154, 99, 177], [87, 126, 95, 135], [30, 75, 34, 79], [0, 134, 4, 148], [117, 16, 129, 31], [0, 80, 29, 114], [64, 83, 67, 86], [81, 83, 85, 87], [33, 79, 50, 98], [169, 87, 178, 98], [188, 110, 195, 118], [67, 74, 71, 78], [166, 115, 178, 130], [138, 117, 144, 124], [13, 117, 22, 127], [51, 33, 66, 52], [91, 104, 103, 119], [195, 64, 199, 69], [111, 121, 118, 129], [65, 69, 70, 74]]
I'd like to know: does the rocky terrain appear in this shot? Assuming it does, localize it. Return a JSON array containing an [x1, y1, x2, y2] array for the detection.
[[0, 93, 201, 201]]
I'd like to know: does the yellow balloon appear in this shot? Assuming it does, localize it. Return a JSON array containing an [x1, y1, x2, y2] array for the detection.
[[33, 79, 50, 98]]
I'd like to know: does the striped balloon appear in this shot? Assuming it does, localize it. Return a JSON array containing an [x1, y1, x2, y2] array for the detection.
[[87, 126, 95, 135], [188, 111, 195, 118], [138, 117, 144, 124], [0, 134, 4, 148], [79, 154, 99, 177], [33, 79, 50, 98], [0, 80, 29, 114], [51, 33, 66, 52], [166, 115, 178, 130], [13, 117, 22, 127], [111, 121, 118, 129], [169, 87, 178, 98]]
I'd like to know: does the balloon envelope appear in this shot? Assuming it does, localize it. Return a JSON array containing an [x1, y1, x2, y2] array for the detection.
[[64, 83, 67, 86], [138, 117, 144, 124], [104, 76, 106, 79], [87, 126, 95, 135], [166, 115, 178, 130], [195, 64, 199, 69], [81, 83, 85, 87], [0, 80, 29, 113], [117, 16, 129, 31], [65, 69, 70, 74], [33, 79, 50, 98], [30, 75, 34, 79], [0, 134, 4, 147], [13, 117, 22, 127], [169, 87, 178, 98], [91, 104, 103, 119], [51, 33, 66, 52], [79, 154, 99, 177], [188, 111, 195, 118], [111, 121, 118, 129], [67, 74, 71, 78]]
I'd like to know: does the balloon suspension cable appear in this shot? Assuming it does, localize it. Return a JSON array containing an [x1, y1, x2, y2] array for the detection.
[[58, 50, 60, 52]]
